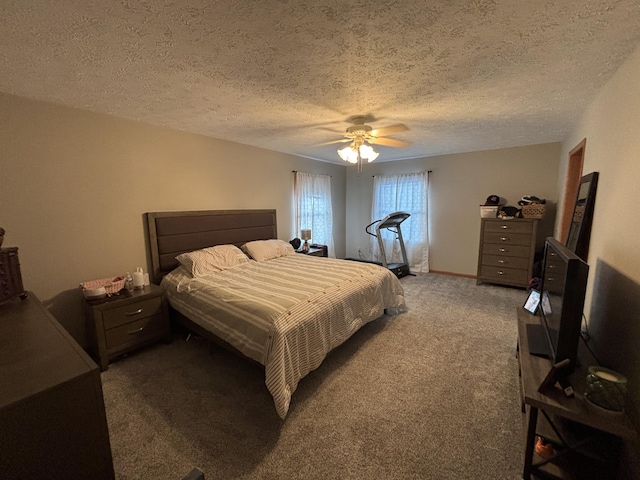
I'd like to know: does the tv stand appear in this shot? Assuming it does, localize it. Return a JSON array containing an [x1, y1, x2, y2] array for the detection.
[[525, 323, 554, 359], [516, 307, 636, 479]]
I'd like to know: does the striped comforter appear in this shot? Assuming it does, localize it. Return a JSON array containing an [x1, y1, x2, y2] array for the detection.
[[160, 254, 406, 418]]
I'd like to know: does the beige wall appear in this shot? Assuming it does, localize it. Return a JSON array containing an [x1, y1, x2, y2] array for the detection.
[[345, 143, 561, 275], [559, 43, 640, 302], [0, 93, 346, 344], [558, 44, 640, 479]]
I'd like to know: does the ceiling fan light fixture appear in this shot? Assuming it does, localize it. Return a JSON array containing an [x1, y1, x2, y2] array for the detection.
[[338, 142, 379, 165], [338, 145, 359, 164], [359, 144, 379, 162]]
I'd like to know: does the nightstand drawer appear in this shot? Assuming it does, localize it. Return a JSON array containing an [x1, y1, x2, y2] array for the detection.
[[103, 296, 163, 330], [105, 313, 166, 350]]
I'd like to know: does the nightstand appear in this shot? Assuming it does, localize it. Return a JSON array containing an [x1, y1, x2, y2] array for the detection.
[[85, 283, 170, 371], [296, 247, 325, 257]]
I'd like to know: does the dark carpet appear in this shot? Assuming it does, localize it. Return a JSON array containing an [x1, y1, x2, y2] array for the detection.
[[101, 273, 526, 479]]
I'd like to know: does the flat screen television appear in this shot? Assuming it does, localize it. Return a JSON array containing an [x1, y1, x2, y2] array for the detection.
[[527, 237, 589, 374]]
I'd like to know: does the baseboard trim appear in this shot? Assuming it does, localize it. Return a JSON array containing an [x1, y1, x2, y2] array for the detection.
[[428, 270, 477, 279]]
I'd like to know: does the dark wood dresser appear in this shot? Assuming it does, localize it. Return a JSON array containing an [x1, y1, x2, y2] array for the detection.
[[0, 294, 115, 479], [0, 247, 27, 303], [476, 218, 540, 288]]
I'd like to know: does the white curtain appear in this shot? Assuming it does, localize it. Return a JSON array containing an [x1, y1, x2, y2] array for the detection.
[[294, 172, 335, 257], [370, 172, 429, 272]]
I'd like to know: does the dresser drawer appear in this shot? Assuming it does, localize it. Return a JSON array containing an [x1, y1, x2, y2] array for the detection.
[[0, 274, 14, 303], [483, 220, 534, 234], [481, 254, 530, 270], [481, 243, 531, 258], [105, 313, 167, 350], [102, 296, 163, 330], [479, 265, 530, 285], [483, 232, 532, 247]]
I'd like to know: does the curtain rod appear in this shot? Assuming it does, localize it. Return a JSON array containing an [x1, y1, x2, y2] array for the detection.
[[372, 170, 432, 177], [292, 170, 332, 177]]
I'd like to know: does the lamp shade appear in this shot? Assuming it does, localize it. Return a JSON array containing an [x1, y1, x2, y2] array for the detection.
[[359, 144, 379, 162], [301, 229, 312, 241], [337, 143, 378, 164], [338, 145, 358, 164]]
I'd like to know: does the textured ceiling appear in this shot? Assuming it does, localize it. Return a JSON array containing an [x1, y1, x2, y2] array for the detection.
[[2, 1, 640, 164]]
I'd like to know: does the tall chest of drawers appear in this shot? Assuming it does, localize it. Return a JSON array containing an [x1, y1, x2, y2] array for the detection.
[[476, 218, 539, 288]]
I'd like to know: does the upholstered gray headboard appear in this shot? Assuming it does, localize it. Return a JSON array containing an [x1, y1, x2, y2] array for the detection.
[[144, 209, 277, 284]]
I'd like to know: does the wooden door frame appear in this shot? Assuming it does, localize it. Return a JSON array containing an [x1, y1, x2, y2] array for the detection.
[[559, 138, 586, 243]]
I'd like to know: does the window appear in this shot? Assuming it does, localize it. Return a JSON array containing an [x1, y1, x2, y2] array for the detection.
[[294, 172, 335, 257], [371, 172, 429, 272]]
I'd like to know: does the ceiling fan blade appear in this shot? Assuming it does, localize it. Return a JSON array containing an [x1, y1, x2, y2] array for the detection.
[[369, 137, 411, 148], [370, 123, 409, 137], [317, 127, 347, 134], [314, 138, 351, 147]]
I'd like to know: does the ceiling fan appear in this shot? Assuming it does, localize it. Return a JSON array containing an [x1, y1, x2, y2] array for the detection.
[[317, 116, 410, 173], [318, 115, 410, 149]]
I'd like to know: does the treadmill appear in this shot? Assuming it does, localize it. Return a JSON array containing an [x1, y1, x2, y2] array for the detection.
[[347, 211, 413, 278]]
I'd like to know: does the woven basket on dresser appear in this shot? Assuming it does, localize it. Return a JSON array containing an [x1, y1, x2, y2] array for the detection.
[[521, 204, 546, 219]]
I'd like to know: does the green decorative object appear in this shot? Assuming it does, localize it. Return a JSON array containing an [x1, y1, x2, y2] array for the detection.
[[585, 366, 628, 413]]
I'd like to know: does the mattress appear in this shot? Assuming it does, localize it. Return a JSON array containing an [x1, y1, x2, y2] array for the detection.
[[161, 254, 406, 418]]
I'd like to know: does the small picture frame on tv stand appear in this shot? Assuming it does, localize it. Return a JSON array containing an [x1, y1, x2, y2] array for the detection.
[[538, 358, 573, 395]]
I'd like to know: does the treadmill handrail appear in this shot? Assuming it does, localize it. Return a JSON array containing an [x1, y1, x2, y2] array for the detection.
[[365, 219, 380, 237], [376, 211, 411, 229], [367, 211, 411, 237]]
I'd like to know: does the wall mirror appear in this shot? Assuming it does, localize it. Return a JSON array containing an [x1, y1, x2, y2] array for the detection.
[[565, 172, 599, 261]]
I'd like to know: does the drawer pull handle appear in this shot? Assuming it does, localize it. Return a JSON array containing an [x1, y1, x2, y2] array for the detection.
[[126, 308, 143, 316], [498, 260, 507, 264], [500, 237, 510, 241], [501, 225, 509, 229], [498, 271, 504, 275], [128, 326, 145, 335], [499, 248, 507, 252]]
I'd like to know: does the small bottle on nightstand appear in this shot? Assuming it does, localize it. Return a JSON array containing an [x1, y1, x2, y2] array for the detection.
[[125, 272, 134, 292]]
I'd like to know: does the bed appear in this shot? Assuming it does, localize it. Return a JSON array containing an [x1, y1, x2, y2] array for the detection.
[[145, 209, 406, 418]]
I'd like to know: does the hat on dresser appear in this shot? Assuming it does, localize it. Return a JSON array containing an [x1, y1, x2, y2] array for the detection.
[[483, 195, 501, 205]]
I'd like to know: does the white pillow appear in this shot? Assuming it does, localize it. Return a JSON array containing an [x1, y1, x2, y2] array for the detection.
[[176, 244, 250, 277], [242, 239, 295, 261]]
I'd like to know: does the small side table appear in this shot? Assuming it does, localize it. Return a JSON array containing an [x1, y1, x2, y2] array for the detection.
[[296, 245, 328, 257], [85, 283, 170, 371], [516, 307, 636, 479]]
